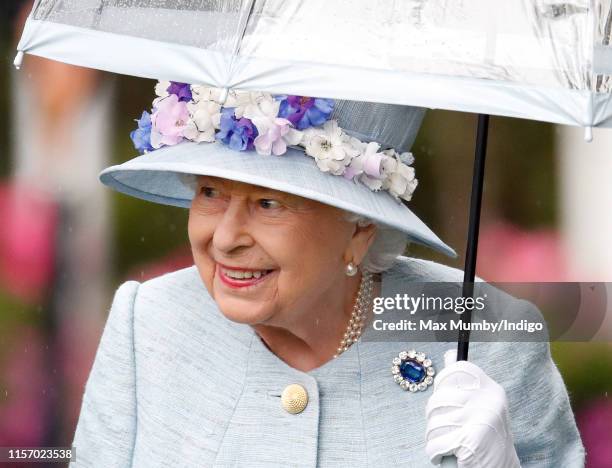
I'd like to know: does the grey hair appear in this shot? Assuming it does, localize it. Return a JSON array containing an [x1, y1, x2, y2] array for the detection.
[[181, 173, 407, 272], [180, 173, 198, 193], [342, 211, 408, 273]]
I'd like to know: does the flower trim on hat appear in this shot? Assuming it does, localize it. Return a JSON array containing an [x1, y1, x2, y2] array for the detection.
[[130, 81, 418, 202]]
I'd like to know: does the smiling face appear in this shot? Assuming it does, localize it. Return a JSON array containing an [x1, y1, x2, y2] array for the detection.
[[188, 175, 376, 327]]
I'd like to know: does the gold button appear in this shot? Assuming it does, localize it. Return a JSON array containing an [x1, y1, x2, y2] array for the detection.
[[281, 384, 308, 414]]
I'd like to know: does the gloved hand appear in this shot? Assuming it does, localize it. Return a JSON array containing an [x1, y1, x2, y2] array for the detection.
[[425, 350, 521, 468]]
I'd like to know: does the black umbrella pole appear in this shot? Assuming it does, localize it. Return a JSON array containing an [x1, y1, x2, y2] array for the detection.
[[456, 114, 490, 362]]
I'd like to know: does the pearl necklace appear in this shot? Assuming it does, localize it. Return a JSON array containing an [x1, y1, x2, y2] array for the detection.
[[333, 271, 373, 358]]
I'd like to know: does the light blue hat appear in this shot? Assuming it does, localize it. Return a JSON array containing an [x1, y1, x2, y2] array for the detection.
[[99, 98, 456, 258]]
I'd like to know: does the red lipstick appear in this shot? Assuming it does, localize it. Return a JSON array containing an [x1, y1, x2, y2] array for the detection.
[[216, 263, 275, 289]]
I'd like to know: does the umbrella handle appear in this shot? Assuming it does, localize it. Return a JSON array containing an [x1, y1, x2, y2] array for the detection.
[[440, 114, 489, 468], [440, 456, 458, 467]]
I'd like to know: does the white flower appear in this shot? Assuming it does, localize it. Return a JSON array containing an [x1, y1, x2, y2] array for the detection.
[[383, 148, 414, 165], [152, 81, 172, 108], [225, 90, 273, 118], [381, 152, 418, 201], [348, 136, 367, 153], [189, 86, 274, 118], [150, 127, 164, 149], [243, 94, 281, 132], [183, 100, 222, 143], [380, 152, 398, 176], [155, 80, 170, 98], [400, 151, 415, 165], [190, 85, 225, 104], [302, 121, 359, 175]]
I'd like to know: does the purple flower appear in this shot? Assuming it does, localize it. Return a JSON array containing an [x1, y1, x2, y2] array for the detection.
[[130, 111, 154, 154], [277, 95, 334, 130], [167, 81, 193, 102], [216, 108, 259, 151]]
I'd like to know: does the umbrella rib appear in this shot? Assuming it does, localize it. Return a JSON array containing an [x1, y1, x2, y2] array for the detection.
[[227, 0, 257, 85]]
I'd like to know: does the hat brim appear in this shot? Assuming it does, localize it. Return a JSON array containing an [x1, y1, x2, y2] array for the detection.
[[99, 141, 457, 258]]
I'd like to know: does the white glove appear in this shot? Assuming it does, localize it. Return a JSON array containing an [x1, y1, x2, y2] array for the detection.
[[425, 350, 521, 468]]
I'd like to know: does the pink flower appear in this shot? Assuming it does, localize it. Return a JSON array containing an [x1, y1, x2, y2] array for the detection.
[[576, 399, 612, 467], [150, 94, 189, 148], [0, 183, 57, 303], [0, 326, 49, 446], [254, 118, 302, 156], [476, 222, 567, 282]]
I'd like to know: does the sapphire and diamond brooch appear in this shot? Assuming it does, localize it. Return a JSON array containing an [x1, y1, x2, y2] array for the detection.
[[391, 350, 435, 392]]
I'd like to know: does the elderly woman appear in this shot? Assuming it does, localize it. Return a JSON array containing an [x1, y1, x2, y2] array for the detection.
[[71, 84, 584, 467]]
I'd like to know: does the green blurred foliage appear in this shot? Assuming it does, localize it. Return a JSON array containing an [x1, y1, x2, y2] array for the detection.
[[0, 35, 13, 177], [411, 110, 556, 269], [552, 342, 612, 407], [111, 76, 190, 277]]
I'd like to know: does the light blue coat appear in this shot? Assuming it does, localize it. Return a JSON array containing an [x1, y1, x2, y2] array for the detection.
[[71, 256, 585, 467]]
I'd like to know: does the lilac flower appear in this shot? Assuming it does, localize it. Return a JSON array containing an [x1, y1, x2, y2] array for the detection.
[[216, 108, 259, 151], [277, 96, 334, 130], [167, 81, 193, 102], [343, 141, 385, 182], [130, 111, 154, 154], [242, 96, 302, 155], [150, 94, 189, 147], [254, 118, 302, 156]]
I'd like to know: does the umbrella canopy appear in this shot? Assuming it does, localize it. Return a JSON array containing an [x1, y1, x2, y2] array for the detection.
[[15, 0, 612, 128]]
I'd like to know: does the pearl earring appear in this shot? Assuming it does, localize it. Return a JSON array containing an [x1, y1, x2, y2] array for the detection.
[[345, 261, 358, 276]]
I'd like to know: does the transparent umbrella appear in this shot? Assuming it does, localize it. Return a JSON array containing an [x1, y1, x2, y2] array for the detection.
[[15, 2, 612, 463], [15, 0, 612, 129]]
